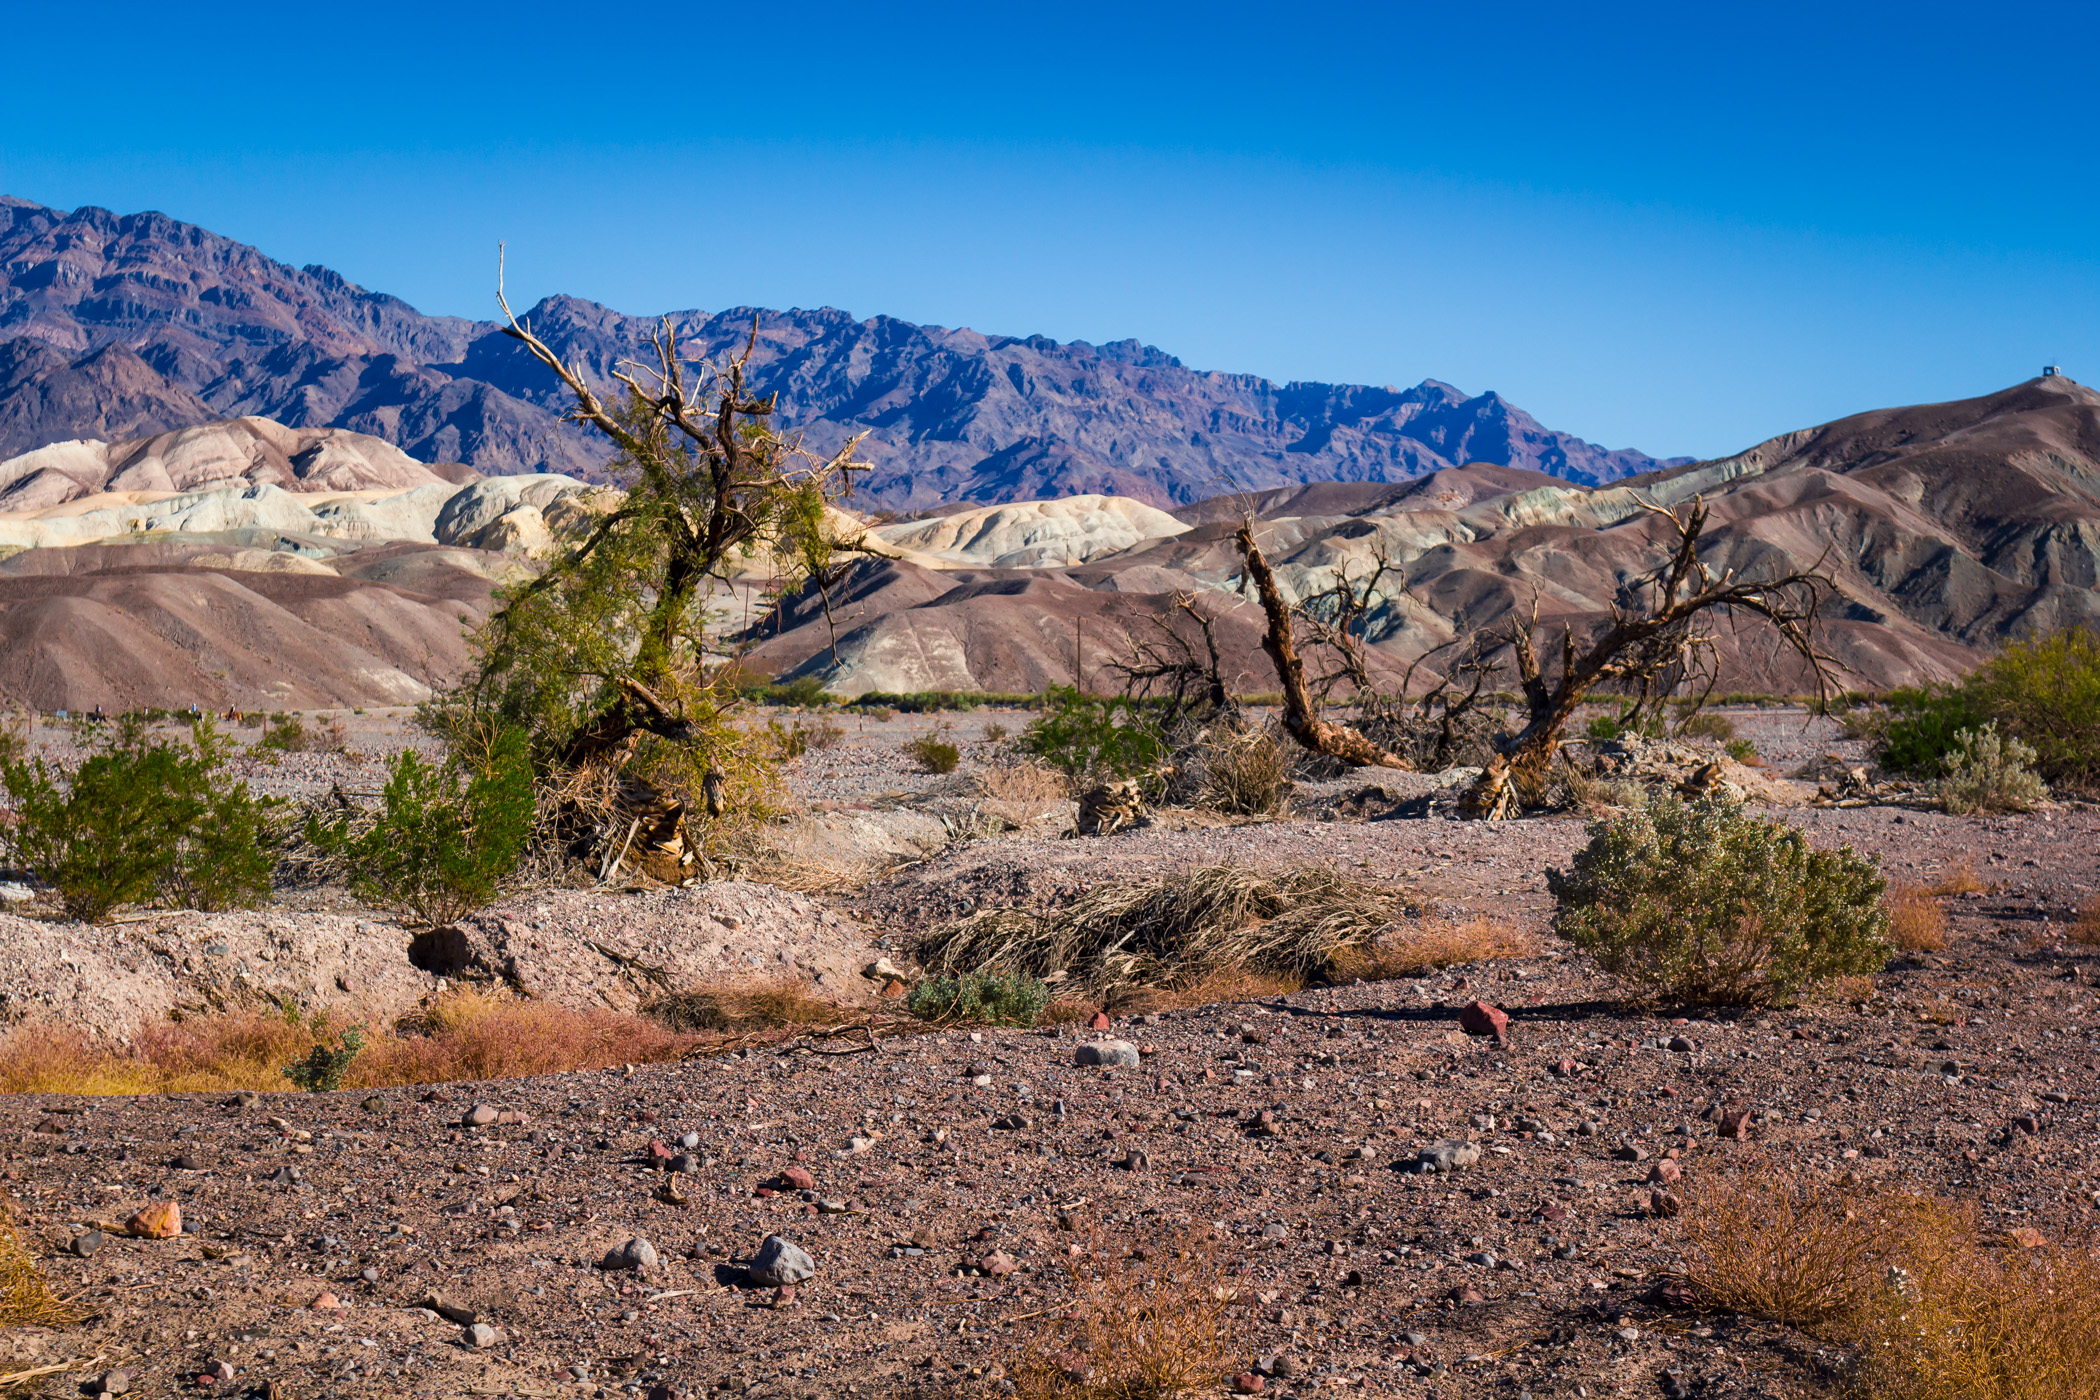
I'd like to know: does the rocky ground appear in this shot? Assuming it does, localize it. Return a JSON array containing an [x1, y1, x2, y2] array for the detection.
[[2, 707, 2099, 1399]]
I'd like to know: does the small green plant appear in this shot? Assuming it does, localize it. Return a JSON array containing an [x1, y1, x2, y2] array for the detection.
[[1724, 737, 1758, 763], [1548, 791, 1889, 1006], [311, 730, 534, 925], [982, 721, 1010, 744], [1932, 723, 2047, 815], [1021, 687, 1168, 781], [905, 724, 962, 775], [0, 718, 277, 921], [906, 972, 1052, 1026], [256, 715, 310, 753], [1584, 705, 1666, 743], [282, 1027, 365, 1092]]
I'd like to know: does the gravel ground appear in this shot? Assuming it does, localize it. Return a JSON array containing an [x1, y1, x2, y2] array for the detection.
[[4, 705, 2099, 1398]]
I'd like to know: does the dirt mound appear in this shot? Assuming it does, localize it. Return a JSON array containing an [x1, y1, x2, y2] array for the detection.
[[0, 881, 882, 1040]]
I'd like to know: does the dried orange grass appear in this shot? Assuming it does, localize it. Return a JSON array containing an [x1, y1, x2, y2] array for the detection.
[[0, 1205, 83, 1328], [1930, 862, 1986, 897], [2072, 897, 2100, 949], [1679, 1163, 2100, 1400], [1333, 916, 1540, 980], [1885, 885, 1949, 952], [1011, 1231, 1242, 1400]]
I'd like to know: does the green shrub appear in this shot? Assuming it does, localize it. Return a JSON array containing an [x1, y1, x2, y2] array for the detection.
[[0, 718, 277, 921], [257, 715, 309, 753], [1969, 626, 2100, 792], [1724, 738, 1759, 763], [1021, 687, 1168, 781], [748, 675, 833, 708], [1548, 792, 1889, 1006], [1676, 710, 1736, 742], [905, 725, 961, 775], [1584, 706, 1666, 743], [312, 730, 533, 925], [1932, 723, 2048, 815], [1877, 684, 1988, 776], [906, 972, 1052, 1026], [283, 1027, 364, 1092]]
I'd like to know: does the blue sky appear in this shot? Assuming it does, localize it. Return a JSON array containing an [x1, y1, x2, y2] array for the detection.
[[3, 0, 2096, 460]]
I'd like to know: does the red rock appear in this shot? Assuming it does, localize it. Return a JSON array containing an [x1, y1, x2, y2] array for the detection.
[[1649, 1159, 1683, 1184], [310, 1290, 342, 1310], [1088, 1010, 1112, 1030], [125, 1200, 181, 1239], [1551, 1058, 1578, 1077], [2008, 1226, 2047, 1249], [1459, 1001, 1508, 1038], [1232, 1374, 1267, 1394], [780, 1165, 816, 1191], [646, 1140, 675, 1166], [981, 1250, 1018, 1276], [1717, 1108, 1752, 1141]]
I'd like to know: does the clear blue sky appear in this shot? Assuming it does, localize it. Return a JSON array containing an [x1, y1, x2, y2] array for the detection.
[[3, 0, 2095, 460]]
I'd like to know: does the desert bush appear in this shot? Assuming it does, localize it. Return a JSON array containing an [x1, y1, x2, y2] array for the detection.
[[983, 721, 1010, 743], [282, 1026, 364, 1092], [907, 971, 1052, 1026], [1876, 684, 1988, 776], [1931, 861, 1985, 896], [310, 729, 533, 925], [768, 715, 845, 759], [1724, 737, 1759, 763], [257, 715, 310, 752], [1195, 723, 1290, 816], [919, 865, 1415, 1001], [1010, 1231, 1240, 1400], [0, 717, 276, 920], [1932, 723, 2048, 814], [1969, 625, 2100, 792], [1584, 706, 1666, 743], [1548, 792, 1889, 1006], [1884, 885, 1949, 951], [1022, 687, 1169, 784], [1680, 1162, 1889, 1333], [905, 724, 962, 775]]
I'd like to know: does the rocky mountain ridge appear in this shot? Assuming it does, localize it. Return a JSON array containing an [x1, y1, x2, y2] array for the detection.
[[0, 196, 1689, 507]]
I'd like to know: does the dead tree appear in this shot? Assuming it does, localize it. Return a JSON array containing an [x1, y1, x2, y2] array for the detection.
[[1234, 522, 1414, 770], [1103, 591, 1237, 725], [1472, 495, 1835, 808]]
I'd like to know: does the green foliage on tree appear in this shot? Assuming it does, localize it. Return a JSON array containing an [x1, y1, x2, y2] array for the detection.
[[0, 717, 277, 921], [310, 730, 534, 926], [1548, 791, 1888, 1006], [440, 297, 872, 855], [1021, 687, 1169, 784]]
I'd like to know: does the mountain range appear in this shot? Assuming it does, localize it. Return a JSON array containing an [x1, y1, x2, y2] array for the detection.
[[0, 196, 1688, 509]]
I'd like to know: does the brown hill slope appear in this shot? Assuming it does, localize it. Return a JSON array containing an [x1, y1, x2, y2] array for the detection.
[[744, 376, 2100, 697]]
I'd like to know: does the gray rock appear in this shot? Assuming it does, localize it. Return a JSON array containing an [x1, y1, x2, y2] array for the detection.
[[70, 1229, 104, 1258], [1415, 1140, 1482, 1174], [98, 1369, 131, 1395], [463, 1322, 499, 1349], [1073, 1039, 1141, 1069], [463, 1103, 499, 1128], [601, 1237, 658, 1272], [677, 1131, 702, 1149], [748, 1234, 815, 1287]]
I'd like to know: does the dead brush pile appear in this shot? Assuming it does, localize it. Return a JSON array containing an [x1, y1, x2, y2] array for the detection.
[[1679, 1162, 2100, 1400], [916, 864, 1418, 1000]]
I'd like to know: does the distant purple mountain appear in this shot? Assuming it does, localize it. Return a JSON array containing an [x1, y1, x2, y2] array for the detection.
[[0, 197, 1690, 506]]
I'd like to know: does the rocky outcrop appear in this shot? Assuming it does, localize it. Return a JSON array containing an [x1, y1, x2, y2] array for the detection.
[[868, 494, 1189, 567]]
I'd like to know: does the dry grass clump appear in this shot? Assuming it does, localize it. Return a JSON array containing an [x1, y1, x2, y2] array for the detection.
[[1931, 862, 1987, 897], [0, 989, 709, 1096], [1331, 916, 1539, 979], [1195, 725, 1290, 817], [0, 1206, 83, 1328], [642, 978, 844, 1035], [974, 762, 1073, 828], [918, 864, 1417, 1001], [1011, 1233, 1241, 1400], [2072, 897, 2100, 949], [1885, 885, 1950, 951], [1680, 1163, 2100, 1400]]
